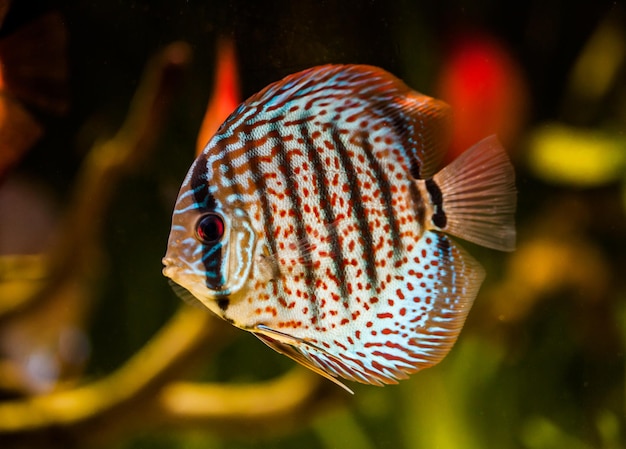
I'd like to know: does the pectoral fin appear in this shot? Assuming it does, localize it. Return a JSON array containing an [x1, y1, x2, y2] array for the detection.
[[252, 325, 354, 394]]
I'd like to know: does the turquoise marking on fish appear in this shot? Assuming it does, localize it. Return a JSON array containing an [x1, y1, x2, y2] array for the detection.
[[162, 64, 516, 393]]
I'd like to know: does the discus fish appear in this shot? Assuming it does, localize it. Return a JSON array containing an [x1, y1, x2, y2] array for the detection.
[[163, 64, 516, 393]]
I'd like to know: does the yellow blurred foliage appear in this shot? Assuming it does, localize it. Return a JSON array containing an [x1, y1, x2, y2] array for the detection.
[[527, 125, 626, 186], [568, 17, 625, 102]]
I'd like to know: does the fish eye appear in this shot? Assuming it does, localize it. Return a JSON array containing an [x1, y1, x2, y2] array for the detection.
[[195, 213, 225, 244]]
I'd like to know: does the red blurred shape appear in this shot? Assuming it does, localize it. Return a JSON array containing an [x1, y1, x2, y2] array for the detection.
[[0, 9, 68, 180], [437, 33, 528, 160], [196, 37, 241, 155], [0, 97, 43, 178]]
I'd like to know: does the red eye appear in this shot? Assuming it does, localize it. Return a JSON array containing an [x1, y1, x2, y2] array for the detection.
[[196, 213, 225, 243]]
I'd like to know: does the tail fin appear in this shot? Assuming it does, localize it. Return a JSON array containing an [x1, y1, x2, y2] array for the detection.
[[430, 135, 516, 251]]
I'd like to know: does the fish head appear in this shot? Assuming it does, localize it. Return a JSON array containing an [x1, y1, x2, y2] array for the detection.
[[162, 160, 257, 316]]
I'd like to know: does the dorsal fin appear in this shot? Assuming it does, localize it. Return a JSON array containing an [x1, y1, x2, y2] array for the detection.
[[225, 64, 452, 180], [393, 92, 452, 179]]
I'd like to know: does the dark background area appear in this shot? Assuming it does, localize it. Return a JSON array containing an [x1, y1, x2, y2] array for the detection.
[[1, 1, 624, 448]]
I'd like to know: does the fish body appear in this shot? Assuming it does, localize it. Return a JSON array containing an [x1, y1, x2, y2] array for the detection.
[[163, 65, 516, 392]]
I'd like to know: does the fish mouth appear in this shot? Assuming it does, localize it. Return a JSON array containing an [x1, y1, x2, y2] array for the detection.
[[161, 256, 232, 299], [161, 257, 178, 279], [161, 260, 209, 302], [161, 257, 195, 290]]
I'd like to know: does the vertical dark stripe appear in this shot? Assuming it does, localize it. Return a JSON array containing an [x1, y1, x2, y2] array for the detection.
[[384, 104, 427, 230], [217, 298, 230, 311], [189, 154, 223, 290], [425, 178, 447, 228], [281, 118, 319, 316], [300, 123, 348, 300], [216, 137, 242, 200], [237, 121, 281, 278], [331, 127, 378, 286], [239, 114, 311, 314], [436, 234, 453, 299], [437, 233, 451, 258], [201, 241, 224, 289], [360, 132, 402, 259], [409, 160, 421, 179], [190, 154, 217, 209], [409, 183, 426, 230]]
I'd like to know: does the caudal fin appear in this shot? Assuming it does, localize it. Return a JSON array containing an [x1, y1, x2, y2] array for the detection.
[[432, 135, 516, 251]]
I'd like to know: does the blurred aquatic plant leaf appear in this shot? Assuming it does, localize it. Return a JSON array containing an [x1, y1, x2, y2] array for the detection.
[[0, 305, 336, 445], [488, 234, 610, 325], [195, 37, 240, 155], [158, 365, 334, 437], [400, 336, 505, 449], [595, 410, 622, 449], [623, 178, 626, 214], [527, 125, 626, 186], [312, 408, 375, 449], [567, 15, 625, 106], [0, 255, 47, 314], [482, 196, 612, 335], [521, 416, 592, 449]]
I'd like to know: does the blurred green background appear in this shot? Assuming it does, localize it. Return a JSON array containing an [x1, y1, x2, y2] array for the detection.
[[0, 0, 624, 448]]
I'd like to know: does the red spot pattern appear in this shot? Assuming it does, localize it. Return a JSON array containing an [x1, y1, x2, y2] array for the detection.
[[189, 65, 480, 386]]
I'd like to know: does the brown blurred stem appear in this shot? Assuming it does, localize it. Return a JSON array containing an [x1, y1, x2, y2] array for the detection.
[[157, 364, 335, 436], [0, 305, 337, 446], [0, 41, 192, 322], [0, 307, 214, 430]]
